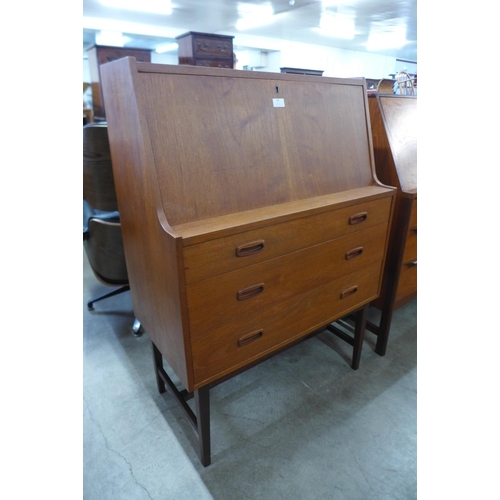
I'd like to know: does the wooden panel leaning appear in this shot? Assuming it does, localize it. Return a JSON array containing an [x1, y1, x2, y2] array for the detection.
[[100, 58, 396, 466], [367, 93, 417, 355]]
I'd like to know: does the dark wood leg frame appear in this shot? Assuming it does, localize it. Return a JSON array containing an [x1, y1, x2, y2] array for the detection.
[[151, 305, 368, 465], [326, 304, 369, 370], [151, 342, 211, 466], [366, 307, 394, 357]]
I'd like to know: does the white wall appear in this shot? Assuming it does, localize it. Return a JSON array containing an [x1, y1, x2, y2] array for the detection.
[[273, 40, 398, 79], [83, 39, 415, 85]]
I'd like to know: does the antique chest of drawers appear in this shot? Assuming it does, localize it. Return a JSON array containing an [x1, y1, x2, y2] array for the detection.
[[367, 94, 417, 355], [176, 31, 234, 68], [86, 45, 151, 120], [100, 59, 395, 465]]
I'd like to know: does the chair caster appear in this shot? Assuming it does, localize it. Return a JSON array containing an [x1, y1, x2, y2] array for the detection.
[[132, 318, 143, 337]]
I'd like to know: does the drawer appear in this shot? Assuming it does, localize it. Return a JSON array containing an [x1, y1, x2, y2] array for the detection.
[[409, 198, 417, 229], [193, 36, 233, 58], [187, 222, 388, 335], [97, 48, 150, 65], [191, 260, 383, 385], [183, 196, 392, 283], [396, 260, 417, 302], [195, 58, 232, 69], [402, 225, 417, 263], [402, 198, 417, 263]]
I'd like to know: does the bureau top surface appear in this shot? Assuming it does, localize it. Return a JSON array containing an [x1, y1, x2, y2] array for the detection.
[[102, 59, 382, 227]]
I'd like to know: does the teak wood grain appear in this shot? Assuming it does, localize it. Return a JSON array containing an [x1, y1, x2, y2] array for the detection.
[[139, 73, 374, 225], [187, 222, 388, 335], [367, 94, 417, 355], [183, 196, 391, 283], [100, 58, 395, 393], [191, 262, 383, 385]]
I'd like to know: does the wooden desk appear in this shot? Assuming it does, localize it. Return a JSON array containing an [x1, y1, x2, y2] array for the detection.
[[367, 93, 417, 354], [100, 60, 396, 465]]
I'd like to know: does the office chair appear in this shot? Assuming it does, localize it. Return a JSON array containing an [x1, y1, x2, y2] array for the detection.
[[83, 122, 142, 336]]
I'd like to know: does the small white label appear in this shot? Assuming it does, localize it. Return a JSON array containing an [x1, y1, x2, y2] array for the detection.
[[273, 98, 285, 107]]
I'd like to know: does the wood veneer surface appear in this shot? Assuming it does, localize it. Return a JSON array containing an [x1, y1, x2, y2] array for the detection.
[[138, 71, 374, 225], [377, 96, 417, 193], [100, 58, 396, 392]]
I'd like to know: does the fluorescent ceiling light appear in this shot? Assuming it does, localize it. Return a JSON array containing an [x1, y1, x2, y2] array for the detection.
[[98, 0, 172, 15], [95, 30, 131, 47], [316, 12, 355, 39], [236, 2, 274, 31], [156, 42, 178, 53], [367, 25, 407, 50], [322, 0, 350, 5]]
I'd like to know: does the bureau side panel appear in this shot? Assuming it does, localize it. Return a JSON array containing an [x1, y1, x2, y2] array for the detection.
[[368, 96, 401, 191], [378, 96, 417, 194], [100, 58, 193, 390]]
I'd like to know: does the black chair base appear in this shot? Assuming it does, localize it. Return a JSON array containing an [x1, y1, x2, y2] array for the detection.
[[87, 285, 144, 337], [87, 285, 130, 310]]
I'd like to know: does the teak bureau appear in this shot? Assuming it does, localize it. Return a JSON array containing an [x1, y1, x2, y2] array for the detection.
[[367, 94, 417, 355], [100, 58, 396, 466]]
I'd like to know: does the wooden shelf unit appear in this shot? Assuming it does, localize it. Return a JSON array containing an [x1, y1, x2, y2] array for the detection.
[[100, 60, 396, 465]]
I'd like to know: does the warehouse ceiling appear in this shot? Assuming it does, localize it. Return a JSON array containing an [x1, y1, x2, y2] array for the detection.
[[83, 0, 417, 62]]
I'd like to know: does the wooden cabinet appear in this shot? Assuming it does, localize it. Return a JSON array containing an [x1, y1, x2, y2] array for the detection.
[[367, 93, 417, 355], [176, 31, 234, 68], [100, 59, 396, 464], [86, 45, 151, 120]]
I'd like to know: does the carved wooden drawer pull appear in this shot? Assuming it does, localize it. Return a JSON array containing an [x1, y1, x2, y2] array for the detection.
[[237, 283, 265, 301], [197, 42, 210, 51], [405, 259, 417, 267], [345, 246, 363, 260], [341, 285, 358, 299], [217, 44, 229, 52], [238, 330, 263, 347], [235, 240, 265, 257], [349, 212, 367, 225]]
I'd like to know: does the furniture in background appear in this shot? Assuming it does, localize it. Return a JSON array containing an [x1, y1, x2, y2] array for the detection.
[[100, 58, 396, 466], [280, 67, 324, 76], [86, 45, 151, 121], [371, 78, 397, 94], [83, 199, 128, 309], [396, 71, 416, 95], [83, 108, 94, 125], [366, 93, 417, 355], [176, 31, 234, 68], [83, 82, 94, 124], [83, 123, 142, 336]]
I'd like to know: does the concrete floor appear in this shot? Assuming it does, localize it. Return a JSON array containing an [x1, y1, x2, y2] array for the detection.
[[83, 252, 417, 500]]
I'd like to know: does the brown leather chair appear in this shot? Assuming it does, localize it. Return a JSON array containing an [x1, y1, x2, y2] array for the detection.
[[83, 123, 142, 335]]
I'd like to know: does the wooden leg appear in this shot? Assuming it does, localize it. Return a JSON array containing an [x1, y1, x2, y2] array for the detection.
[[374, 307, 394, 356], [151, 342, 166, 394], [151, 341, 212, 466], [351, 304, 369, 370], [194, 386, 211, 467]]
